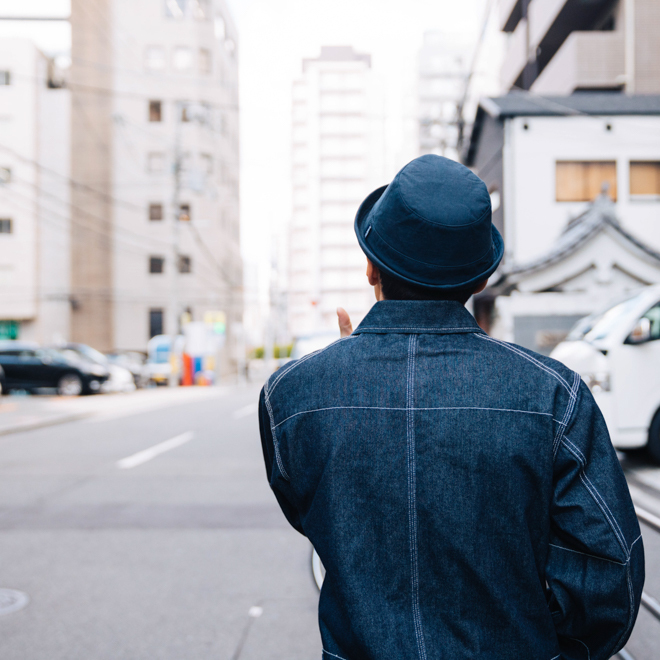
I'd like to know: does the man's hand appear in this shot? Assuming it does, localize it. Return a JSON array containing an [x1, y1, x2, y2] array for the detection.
[[337, 307, 353, 338]]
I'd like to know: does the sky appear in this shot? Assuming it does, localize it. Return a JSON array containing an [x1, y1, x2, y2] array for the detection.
[[0, 0, 496, 311]]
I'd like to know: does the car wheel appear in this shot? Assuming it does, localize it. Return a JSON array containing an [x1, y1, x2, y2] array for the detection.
[[57, 374, 83, 397], [647, 409, 660, 465]]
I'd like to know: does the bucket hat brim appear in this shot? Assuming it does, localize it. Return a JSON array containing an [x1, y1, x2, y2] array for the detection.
[[354, 184, 504, 291]]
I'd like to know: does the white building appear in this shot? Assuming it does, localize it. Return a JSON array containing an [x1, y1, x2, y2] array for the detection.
[[466, 93, 660, 352], [288, 46, 386, 335], [70, 0, 241, 358], [418, 31, 472, 161], [0, 38, 71, 344]]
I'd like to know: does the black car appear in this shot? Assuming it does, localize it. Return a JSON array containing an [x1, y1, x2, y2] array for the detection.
[[0, 341, 110, 396]]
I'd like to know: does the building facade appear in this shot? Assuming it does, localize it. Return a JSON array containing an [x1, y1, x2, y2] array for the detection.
[[288, 46, 386, 336], [417, 31, 472, 161], [0, 39, 71, 344], [70, 0, 241, 357], [499, 0, 660, 94]]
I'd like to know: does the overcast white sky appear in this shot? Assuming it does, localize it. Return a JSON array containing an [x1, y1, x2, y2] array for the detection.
[[0, 0, 493, 296]]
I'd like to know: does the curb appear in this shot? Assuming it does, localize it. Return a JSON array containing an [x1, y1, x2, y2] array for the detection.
[[0, 413, 93, 438]]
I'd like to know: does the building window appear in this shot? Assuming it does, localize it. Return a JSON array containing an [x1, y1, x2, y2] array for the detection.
[[201, 153, 213, 174], [630, 161, 660, 198], [149, 100, 162, 122], [0, 71, 10, 85], [149, 308, 164, 338], [0, 218, 12, 234], [178, 255, 192, 273], [199, 48, 212, 74], [145, 46, 166, 70], [149, 256, 165, 274], [556, 161, 617, 202], [173, 47, 193, 71], [149, 203, 164, 221], [147, 152, 166, 173], [178, 203, 191, 221], [0, 167, 10, 184]]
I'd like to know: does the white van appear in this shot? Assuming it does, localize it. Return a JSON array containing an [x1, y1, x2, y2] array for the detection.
[[551, 284, 660, 461]]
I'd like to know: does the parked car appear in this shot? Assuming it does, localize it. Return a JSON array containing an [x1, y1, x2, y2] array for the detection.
[[56, 343, 135, 393], [146, 335, 184, 386], [0, 341, 109, 395], [551, 284, 660, 461], [0, 364, 5, 395], [105, 351, 148, 388]]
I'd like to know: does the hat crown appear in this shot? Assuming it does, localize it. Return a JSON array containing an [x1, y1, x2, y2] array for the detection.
[[355, 155, 503, 289]]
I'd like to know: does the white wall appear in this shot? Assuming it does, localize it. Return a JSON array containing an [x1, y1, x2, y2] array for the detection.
[[505, 114, 660, 264]]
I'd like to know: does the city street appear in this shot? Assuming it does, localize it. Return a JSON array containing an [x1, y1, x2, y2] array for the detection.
[[0, 385, 321, 660], [2, 386, 660, 658]]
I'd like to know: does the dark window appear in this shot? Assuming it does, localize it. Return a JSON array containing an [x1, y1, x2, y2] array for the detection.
[[149, 256, 165, 273], [149, 308, 164, 338], [0, 218, 12, 234], [149, 203, 164, 221], [178, 255, 192, 273], [0, 71, 10, 85], [178, 203, 191, 221], [149, 100, 162, 122], [0, 167, 10, 184]]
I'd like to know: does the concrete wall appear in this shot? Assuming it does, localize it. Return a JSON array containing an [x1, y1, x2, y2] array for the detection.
[[504, 114, 660, 264]]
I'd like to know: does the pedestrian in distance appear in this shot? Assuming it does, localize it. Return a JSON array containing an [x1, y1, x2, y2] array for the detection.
[[258, 155, 644, 660]]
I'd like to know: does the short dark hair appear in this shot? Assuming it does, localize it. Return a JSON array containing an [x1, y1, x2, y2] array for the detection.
[[379, 269, 475, 304]]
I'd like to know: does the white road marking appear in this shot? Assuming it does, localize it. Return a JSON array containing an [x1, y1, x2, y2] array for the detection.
[[117, 431, 194, 469], [233, 403, 257, 419]]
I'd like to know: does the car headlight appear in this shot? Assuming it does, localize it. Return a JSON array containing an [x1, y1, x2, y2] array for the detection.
[[89, 365, 108, 377], [583, 372, 610, 393]]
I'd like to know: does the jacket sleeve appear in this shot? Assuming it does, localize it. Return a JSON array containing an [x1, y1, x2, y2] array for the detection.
[[258, 386, 305, 535], [547, 379, 644, 660]]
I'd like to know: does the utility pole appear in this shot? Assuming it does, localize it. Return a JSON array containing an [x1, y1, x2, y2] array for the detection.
[[168, 101, 183, 386]]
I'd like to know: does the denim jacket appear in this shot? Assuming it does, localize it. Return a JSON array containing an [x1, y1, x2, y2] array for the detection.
[[259, 301, 644, 660]]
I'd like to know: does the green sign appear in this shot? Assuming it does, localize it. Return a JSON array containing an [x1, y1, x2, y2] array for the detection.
[[0, 320, 19, 340]]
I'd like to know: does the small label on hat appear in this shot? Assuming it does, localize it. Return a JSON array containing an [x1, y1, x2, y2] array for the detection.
[[365, 226, 372, 238]]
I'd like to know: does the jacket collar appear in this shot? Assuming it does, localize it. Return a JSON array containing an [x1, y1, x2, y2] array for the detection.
[[353, 300, 485, 335]]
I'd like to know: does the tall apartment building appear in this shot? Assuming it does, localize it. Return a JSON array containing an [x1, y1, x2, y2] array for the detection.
[[418, 32, 472, 161], [499, 0, 660, 94], [0, 39, 71, 344], [71, 0, 241, 354], [288, 46, 386, 335]]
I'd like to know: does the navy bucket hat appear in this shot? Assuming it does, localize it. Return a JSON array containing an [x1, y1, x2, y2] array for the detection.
[[354, 154, 504, 290]]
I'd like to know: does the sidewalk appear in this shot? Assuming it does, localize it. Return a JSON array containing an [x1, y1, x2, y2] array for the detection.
[[0, 385, 231, 437]]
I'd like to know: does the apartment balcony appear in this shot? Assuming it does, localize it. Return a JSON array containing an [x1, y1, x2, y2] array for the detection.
[[499, 0, 523, 32], [501, 18, 528, 91], [532, 30, 625, 94]]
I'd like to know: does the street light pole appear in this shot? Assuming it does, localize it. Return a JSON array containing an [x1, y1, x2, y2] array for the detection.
[[168, 101, 183, 386]]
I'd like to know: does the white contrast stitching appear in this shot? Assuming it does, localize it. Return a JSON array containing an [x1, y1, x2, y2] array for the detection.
[[548, 542, 627, 566], [273, 405, 555, 428], [560, 437, 629, 558], [268, 336, 357, 394], [406, 336, 427, 660], [323, 650, 349, 660], [475, 334, 574, 394], [263, 382, 290, 482], [553, 372, 580, 459], [550, 655, 561, 660], [630, 534, 642, 551]]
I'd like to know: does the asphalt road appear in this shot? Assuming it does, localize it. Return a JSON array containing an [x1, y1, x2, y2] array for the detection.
[[0, 385, 321, 660], [2, 386, 660, 659]]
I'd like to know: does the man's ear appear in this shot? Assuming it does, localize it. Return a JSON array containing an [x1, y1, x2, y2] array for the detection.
[[473, 279, 488, 295], [366, 259, 380, 287]]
